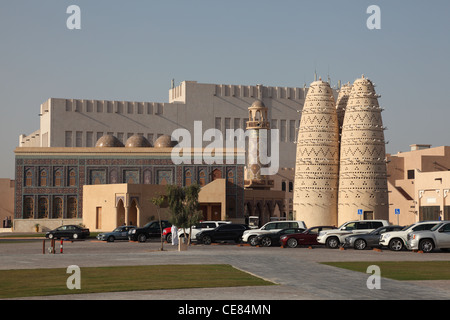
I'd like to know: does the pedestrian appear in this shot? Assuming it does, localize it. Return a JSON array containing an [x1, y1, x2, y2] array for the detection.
[[171, 225, 179, 246]]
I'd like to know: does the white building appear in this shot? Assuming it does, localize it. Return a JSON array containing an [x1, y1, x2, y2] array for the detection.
[[20, 81, 319, 172]]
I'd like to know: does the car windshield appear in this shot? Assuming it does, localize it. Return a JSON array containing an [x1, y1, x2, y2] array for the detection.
[[143, 222, 156, 228], [402, 224, 414, 231], [369, 227, 382, 235], [430, 223, 444, 232]]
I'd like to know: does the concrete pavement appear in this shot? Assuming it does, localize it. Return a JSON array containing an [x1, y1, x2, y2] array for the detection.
[[1, 240, 449, 300]]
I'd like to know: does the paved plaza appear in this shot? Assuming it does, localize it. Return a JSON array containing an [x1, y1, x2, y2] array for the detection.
[[0, 238, 449, 300]]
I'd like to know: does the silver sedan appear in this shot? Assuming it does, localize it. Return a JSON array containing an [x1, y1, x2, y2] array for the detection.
[[344, 225, 403, 250]]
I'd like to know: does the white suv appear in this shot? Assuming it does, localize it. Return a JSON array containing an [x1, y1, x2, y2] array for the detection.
[[178, 221, 231, 241], [317, 220, 389, 249], [379, 220, 440, 251], [406, 221, 450, 253], [242, 220, 307, 246]]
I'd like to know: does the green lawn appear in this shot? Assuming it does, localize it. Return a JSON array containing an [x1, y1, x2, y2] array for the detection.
[[321, 261, 450, 281], [0, 264, 274, 298]]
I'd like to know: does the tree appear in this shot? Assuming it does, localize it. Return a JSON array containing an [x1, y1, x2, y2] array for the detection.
[[151, 195, 166, 251], [166, 184, 203, 246]]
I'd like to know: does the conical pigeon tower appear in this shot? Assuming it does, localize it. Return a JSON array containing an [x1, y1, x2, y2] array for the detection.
[[338, 75, 389, 224], [293, 79, 339, 227], [335, 82, 352, 136]]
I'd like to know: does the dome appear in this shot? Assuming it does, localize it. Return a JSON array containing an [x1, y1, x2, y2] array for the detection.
[[249, 99, 266, 109], [125, 134, 152, 148], [95, 135, 124, 147], [154, 134, 178, 148]]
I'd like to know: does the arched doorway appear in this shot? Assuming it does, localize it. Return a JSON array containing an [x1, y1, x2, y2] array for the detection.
[[116, 199, 125, 226], [128, 199, 138, 226]]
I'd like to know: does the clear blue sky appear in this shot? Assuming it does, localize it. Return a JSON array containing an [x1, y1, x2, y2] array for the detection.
[[1, 0, 449, 179]]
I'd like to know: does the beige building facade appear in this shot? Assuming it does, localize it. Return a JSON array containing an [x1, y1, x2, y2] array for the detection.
[[387, 144, 450, 225], [83, 180, 231, 232], [0, 179, 14, 230]]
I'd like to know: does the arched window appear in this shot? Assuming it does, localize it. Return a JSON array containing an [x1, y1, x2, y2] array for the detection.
[[54, 170, 62, 187], [40, 170, 47, 187], [67, 197, 77, 218], [24, 197, 34, 219], [25, 170, 33, 187], [227, 169, 234, 184], [38, 197, 49, 219], [53, 197, 63, 218], [184, 169, 192, 186], [69, 170, 76, 187], [198, 170, 206, 186], [212, 169, 222, 181]]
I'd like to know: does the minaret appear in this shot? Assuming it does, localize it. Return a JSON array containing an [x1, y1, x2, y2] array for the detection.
[[244, 100, 273, 190], [338, 75, 389, 224], [293, 79, 340, 227]]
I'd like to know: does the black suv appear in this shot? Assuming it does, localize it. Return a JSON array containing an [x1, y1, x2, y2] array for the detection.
[[196, 224, 250, 245], [128, 220, 171, 242]]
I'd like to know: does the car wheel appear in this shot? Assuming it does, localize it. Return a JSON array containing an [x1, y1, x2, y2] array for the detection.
[[261, 237, 272, 247], [354, 239, 367, 250], [419, 239, 434, 253], [166, 233, 172, 243], [326, 237, 340, 249], [138, 234, 147, 243], [73, 233, 79, 240], [202, 235, 212, 245], [248, 236, 258, 246], [389, 238, 403, 251], [287, 238, 298, 248], [107, 236, 115, 242]]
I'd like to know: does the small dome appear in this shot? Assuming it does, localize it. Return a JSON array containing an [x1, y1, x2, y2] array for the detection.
[[125, 134, 152, 148], [249, 100, 266, 109], [95, 135, 124, 147], [154, 134, 178, 148]]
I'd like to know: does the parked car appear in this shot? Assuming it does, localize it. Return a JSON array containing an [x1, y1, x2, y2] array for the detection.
[[196, 224, 251, 245], [46, 225, 90, 240], [97, 225, 136, 242], [128, 220, 171, 242], [317, 220, 390, 249], [242, 220, 307, 246], [162, 226, 172, 243], [255, 228, 306, 247], [281, 226, 337, 248], [406, 221, 450, 253], [162, 221, 232, 243], [344, 225, 403, 250], [178, 221, 232, 241], [379, 221, 440, 251]]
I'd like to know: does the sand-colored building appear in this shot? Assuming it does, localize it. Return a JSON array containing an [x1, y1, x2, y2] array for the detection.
[[387, 144, 450, 225], [0, 179, 14, 230]]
